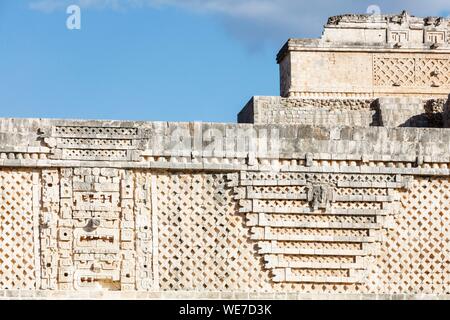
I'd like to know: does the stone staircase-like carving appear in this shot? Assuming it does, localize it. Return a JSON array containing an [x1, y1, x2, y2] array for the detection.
[[228, 171, 411, 285]]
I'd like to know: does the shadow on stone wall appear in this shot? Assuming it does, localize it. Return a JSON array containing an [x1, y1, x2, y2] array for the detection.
[[372, 96, 450, 128]]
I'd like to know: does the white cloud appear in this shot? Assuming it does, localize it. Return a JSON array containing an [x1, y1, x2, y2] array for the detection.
[[29, 0, 65, 12], [29, 0, 450, 47], [29, 0, 129, 12]]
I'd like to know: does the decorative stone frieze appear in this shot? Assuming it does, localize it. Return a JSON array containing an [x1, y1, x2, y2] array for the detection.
[[1, 11, 450, 299]]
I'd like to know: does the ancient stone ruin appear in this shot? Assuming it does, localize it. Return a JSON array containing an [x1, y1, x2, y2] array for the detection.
[[1, 11, 450, 299]]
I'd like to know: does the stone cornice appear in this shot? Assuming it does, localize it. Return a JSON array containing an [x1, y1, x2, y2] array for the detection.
[[277, 39, 450, 63]]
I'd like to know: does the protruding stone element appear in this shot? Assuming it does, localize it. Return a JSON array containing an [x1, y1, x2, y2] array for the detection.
[[306, 184, 333, 210], [85, 218, 101, 232]]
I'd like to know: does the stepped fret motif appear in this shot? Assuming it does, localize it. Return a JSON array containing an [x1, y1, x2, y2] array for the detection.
[[229, 171, 408, 287]]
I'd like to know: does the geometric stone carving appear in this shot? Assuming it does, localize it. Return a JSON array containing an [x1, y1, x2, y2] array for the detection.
[[0, 169, 38, 290], [229, 171, 408, 287], [39, 169, 59, 290], [417, 58, 450, 87], [3, 165, 448, 295], [69, 168, 134, 291], [373, 56, 416, 87], [38, 168, 146, 291], [374, 56, 450, 89], [134, 171, 154, 291], [39, 125, 145, 162], [367, 177, 450, 294], [156, 172, 270, 291]]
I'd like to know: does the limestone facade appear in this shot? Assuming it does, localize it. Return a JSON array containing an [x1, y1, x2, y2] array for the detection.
[[277, 11, 450, 99], [1, 12, 450, 299]]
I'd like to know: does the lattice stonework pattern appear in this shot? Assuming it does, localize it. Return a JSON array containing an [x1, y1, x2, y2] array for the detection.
[[416, 58, 450, 87], [373, 55, 450, 88], [40, 125, 144, 162], [373, 56, 415, 87], [156, 172, 271, 291], [367, 177, 450, 294], [0, 169, 38, 290]]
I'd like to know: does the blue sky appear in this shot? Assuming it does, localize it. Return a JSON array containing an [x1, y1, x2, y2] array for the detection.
[[0, 1, 449, 122]]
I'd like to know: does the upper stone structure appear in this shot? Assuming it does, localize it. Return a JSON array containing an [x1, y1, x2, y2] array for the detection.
[[277, 11, 450, 99], [323, 11, 450, 47]]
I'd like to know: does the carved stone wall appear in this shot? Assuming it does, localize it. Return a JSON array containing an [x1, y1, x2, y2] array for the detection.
[[2, 11, 450, 299], [1, 162, 450, 297], [156, 172, 270, 291], [373, 55, 450, 89], [238, 97, 376, 126], [280, 51, 450, 99], [367, 177, 450, 294], [38, 168, 147, 291], [0, 169, 39, 290], [227, 171, 412, 294]]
